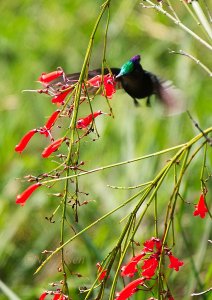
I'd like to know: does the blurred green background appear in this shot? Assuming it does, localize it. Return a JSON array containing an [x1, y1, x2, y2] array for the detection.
[[0, 0, 211, 299]]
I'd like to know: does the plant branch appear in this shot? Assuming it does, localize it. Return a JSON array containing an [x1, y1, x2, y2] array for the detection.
[[141, 0, 212, 50]]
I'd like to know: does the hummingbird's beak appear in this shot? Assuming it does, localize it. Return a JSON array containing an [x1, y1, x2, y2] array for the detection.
[[115, 71, 123, 79]]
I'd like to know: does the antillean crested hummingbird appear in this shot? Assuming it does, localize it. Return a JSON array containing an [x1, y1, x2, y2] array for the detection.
[[61, 54, 182, 111]]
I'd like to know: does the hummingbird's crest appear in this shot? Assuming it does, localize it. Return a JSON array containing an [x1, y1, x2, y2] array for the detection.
[[130, 55, 141, 63]]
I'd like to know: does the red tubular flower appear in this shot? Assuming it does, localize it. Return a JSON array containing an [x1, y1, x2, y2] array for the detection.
[[16, 182, 41, 206], [76, 111, 103, 129], [15, 129, 37, 153], [42, 138, 64, 158], [115, 277, 145, 300], [38, 70, 64, 84], [141, 256, 158, 279], [45, 109, 61, 130], [39, 292, 48, 300], [51, 89, 71, 104], [96, 262, 107, 281], [193, 193, 208, 218], [121, 252, 146, 277], [87, 75, 101, 87], [168, 254, 184, 271], [102, 74, 116, 99], [39, 109, 61, 137]]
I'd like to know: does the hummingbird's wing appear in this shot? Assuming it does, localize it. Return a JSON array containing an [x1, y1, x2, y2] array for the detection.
[[149, 72, 185, 115], [50, 68, 122, 95], [64, 68, 121, 84]]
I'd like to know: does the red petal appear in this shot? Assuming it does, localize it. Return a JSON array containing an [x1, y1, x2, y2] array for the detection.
[[15, 129, 37, 153], [115, 278, 144, 300], [42, 138, 64, 158], [38, 70, 63, 84], [16, 182, 41, 206], [52, 294, 64, 300]]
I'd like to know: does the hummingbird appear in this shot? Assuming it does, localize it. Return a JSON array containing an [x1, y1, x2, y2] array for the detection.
[[62, 54, 182, 111]]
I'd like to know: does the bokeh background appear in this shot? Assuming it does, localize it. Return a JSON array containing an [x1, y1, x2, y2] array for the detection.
[[0, 0, 211, 299]]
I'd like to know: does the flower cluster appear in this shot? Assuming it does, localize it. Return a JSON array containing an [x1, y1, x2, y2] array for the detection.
[[115, 237, 184, 300], [15, 69, 116, 155], [15, 68, 116, 206]]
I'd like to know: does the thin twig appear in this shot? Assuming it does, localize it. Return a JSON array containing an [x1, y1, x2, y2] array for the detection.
[[169, 49, 212, 76], [191, 287, 212, 296], [141, 0, 212, 50], [187, 110, 212, 146], [202, 0, 212, 23], [191, 0, 212, 38]]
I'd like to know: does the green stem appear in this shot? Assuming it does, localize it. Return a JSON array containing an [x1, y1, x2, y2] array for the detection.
[[41, 127, 212, 185], [191, 0, 212, 39], [42, 142, 187, 185]]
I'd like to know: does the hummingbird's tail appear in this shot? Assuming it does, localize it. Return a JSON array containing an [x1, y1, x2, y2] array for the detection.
[[152, 75, 186, 115]]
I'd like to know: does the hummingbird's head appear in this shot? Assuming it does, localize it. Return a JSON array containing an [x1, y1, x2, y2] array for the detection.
[[116, 55, 141, 78]]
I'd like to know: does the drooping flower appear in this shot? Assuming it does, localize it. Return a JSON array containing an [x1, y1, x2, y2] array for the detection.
[[102, 74, 116, 99], [193, 193, 208, 219], [15, 129, 37, 153], [76, 111, 103, 129], [168, 253, 184, 271], [96, 262, 107, 281], [141, 256, 158, 279], [38, 70, 64, 84], [115, 277, 145, 300], [16, 182, 42, 206], [42, 138, 64, 158], [121, 252, 146, 277]]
